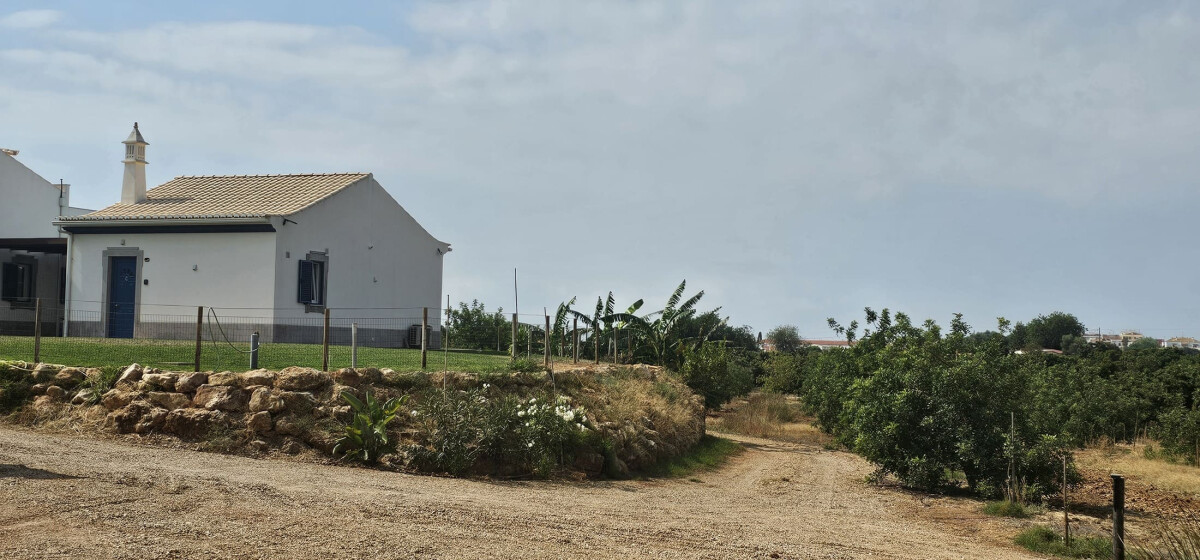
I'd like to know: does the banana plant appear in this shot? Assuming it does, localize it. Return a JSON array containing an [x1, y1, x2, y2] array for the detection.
[[333, 389, 408, 464], [631, 280, 717, 367]]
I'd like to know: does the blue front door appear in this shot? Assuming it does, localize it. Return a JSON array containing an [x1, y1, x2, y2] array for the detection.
[[107, 256, 137, 338]]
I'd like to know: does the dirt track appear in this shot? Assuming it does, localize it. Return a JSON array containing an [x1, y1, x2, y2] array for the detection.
[[0, 426, 1040, 559]]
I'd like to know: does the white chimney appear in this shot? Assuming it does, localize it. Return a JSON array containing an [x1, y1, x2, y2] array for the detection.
[[121, 122, 149, 204]]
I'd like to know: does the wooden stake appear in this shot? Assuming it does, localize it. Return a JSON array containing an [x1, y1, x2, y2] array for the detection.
[[594, 324, 599, 365], [321, 307, 331, 371], [1063, 455, 1070, 546], [511, 313, 518, 361], [1112, 474, 1125, 560], [32, 298, 42, 363], [544, 314, 551, 368], [421, 307, 429, 369], [573, 317, 579, 364], [193, 306, 203, 373]]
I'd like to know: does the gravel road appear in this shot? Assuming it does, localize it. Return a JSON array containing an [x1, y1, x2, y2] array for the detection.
[[0, 426, 1040, 559]]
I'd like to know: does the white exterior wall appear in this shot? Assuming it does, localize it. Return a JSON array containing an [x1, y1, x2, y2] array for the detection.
[[68, 231, 278, 323], [272, 177, 448, 322], [0, 152, 69, 238]]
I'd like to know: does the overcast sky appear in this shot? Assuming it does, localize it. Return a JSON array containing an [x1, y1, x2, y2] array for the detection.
[[2, 1, 1198, 339]]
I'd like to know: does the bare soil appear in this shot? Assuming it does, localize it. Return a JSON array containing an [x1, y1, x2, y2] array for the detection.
[[0, 425, 1044, 559]]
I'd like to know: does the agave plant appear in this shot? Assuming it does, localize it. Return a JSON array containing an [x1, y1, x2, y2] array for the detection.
[[333, 389, 408, 464]]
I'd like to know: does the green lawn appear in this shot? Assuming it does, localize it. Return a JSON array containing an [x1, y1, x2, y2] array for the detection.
[[0, 335, 514, 373]]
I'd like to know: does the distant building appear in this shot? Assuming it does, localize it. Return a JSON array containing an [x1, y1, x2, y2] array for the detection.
[[806, 339, 853, 350], [1164, 337, 1200, 350], [758, 338, 776, 352]]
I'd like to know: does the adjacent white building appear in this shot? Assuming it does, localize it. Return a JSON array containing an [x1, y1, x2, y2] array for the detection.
[[54, 124, 451, 346], [0, 147, 90, 335]]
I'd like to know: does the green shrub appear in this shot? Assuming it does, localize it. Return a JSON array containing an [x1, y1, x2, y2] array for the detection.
[[76, 367, 120, 406], [333, 389, 408, 464], [0, 363, 33, 413], [982, 500, 1032, 518], [1015, 526, 1111, 558], [679, 342, 752, 409], [509, 358, 544, 374], [1154, 407, 1200, 466], [405, 387, 587, 477]]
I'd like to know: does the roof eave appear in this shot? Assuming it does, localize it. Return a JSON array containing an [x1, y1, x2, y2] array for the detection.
[[52, 216, 272, 227]]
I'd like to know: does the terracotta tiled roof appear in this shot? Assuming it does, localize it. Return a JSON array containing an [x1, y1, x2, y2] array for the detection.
[[60, 173, 370, 221]]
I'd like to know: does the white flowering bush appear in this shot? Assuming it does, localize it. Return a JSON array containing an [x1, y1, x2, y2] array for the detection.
[[405, 387, 592, 477]]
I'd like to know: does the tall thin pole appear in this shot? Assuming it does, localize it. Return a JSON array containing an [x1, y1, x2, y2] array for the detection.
[[1063, 455, 1070, 546], [32, 298, 42, 363], [513, 268, 519, 318], [194, 306, 204, 372], [321, 307, 331, 372], [544, 313, 551, 368], [511, 313, 518, 361], [445, 294, 451, 350], [350, 324, 357, 368], [421, 307, 429, 369], [573, 316, 579, 364], [1112, 474, 1125, 560]]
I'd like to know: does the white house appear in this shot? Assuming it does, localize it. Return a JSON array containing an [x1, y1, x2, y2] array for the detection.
[[1164, 337, 1200, 350], [54, 124, 451, 346], [0, 147, 90, 335]]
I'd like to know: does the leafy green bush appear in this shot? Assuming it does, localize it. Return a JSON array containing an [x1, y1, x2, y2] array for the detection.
[[679, 341, 753, 409], [0, 362, 33, 413], [333, 389, 408, 464], [76, 366, 120, 406], [509, 358, 545, 374], [405, 387, 588, 477], [982, 500, 1033, 518], [1015, 526, 1111, 558], [1154, 407, 1200, 466]]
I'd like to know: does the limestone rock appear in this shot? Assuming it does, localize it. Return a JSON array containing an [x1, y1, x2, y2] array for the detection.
[[117, 364, 143, 384], [175, 372, 208, 393], [248, 387, 285, 414], [278, 391, 318, 415], [163, 408, 227, 439], [83, 368, 104, 380], [247, 411, 273, 434], [147, 391, 192, 410], [303, 430, 338, 454], [71, 389, 95, 405], [192, 385, 248, 412], [274, 415, 304, 436], [206, 371, 240, 387], [32, 395, 55, 408], [104, 402, 152, 434], [357, 367, 383, 384], [139, 373, 177, 392], [242, 369, 275, 387], [53, 367, 86, 387], [31, 363, 59, 383], [134, 407, 169, 434], [29, 383, 48, 396], [275, 367, 329, 392], [250, 439, 269, 453], [281, 438, 306, 455], [44, 385, 66, 401], [332, 368, 361, 386], [329, 384, 358, 405], [101, 389, 139, 411]]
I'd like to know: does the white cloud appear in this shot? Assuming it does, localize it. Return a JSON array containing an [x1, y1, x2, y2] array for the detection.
[[0, 9, 63, 29], [2, 2, 1200, 332]]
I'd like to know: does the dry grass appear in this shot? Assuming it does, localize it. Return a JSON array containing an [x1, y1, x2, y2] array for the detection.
[[1077, 441, 1200, 498], [710, 392, 834, 447]]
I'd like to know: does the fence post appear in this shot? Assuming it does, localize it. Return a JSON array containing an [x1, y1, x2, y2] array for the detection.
[[1112, 474, 1125, 560], [594, 324, 599, 365], [193, 306, 203, 373], [511, 313, 518, 361], [32, 298, 42, 363], [544, 314, 551, 369], [250, 331, 260, 370], [573, 316, 579, 364], [351, 323, 358, 368], [321, 307, 330, 372], [421, 307, 428, 370], [1063, 455, 1070, 546]]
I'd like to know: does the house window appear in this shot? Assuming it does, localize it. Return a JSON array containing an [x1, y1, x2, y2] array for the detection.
[[1, 259, 36, 305], [297, 254, 327, 311]]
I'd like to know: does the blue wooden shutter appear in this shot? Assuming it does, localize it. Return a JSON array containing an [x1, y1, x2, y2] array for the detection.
[[298, 260, 314, 304]]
